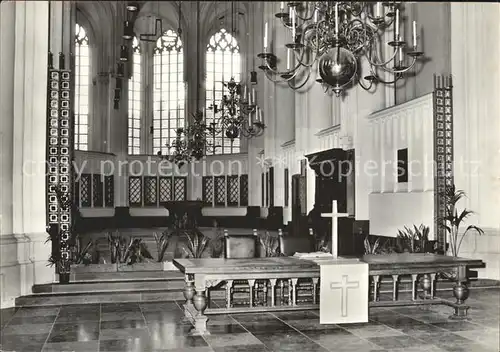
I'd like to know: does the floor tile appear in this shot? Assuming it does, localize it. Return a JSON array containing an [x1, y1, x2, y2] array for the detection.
[[430, 320, 485, 332], [453, 329, 500, 350], [148, 333, 209, 350], [147, 321, 194, 337], [140, 302, 181, 312], [99, 327, 150, 340], [367, 335, 429, 349], [213, 345, 269, 352], [271, 310, 319, 320], [285, 319, 341, 331], [206, 322, 247, 334], [254, 331, 329, 352], [7, 314, 57, 326], [101, 310, 145, 321], [13, 307, 60, 318], [344, 322, 405, 338], [99, 338, 153, 352], [205, 332, 263, 347], [55, 311, 100, 323], [47, 321, 100, 343], [1, 322, 53, 335], [42, 340, 99, 352], [101, 319, 147, 329], [101, 303, 141, 312], [0, 333, 47, 352]]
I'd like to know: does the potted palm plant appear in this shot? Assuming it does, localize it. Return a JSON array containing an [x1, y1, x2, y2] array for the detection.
[[439, 185, 484, 257]]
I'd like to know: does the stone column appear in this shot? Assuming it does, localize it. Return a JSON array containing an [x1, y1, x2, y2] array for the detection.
[[451, 3, 500, 279], [0, 1, 52, 308], [246, 2, 265, 207]]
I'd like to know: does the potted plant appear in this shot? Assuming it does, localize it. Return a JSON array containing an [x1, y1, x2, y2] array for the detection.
[[439, 185, 484, 257], [154, 230, 176, 270], [181, 228, 210, 258], [395, 224, 435, 253]]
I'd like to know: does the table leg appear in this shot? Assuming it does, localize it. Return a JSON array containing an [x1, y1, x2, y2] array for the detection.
[[269, 279, 277, 307], [226, 280, 233, 309], [248, 279, 255, 308], [392, 275, 399, 301], [291, 278, 298, 306], [450, 266, 470, 320], [372, 275, 380, 302], [288, 279, 292, 306], [181, 278, 195, 323], [280, 280, 285, 305], [411, 274, 418, 301], [312, 278, 319, 305], [190, 289, 209, 335], [430, 273, 437, 299]]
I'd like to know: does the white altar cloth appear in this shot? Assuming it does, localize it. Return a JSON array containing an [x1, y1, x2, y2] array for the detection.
[[318, 259, 369, 324]]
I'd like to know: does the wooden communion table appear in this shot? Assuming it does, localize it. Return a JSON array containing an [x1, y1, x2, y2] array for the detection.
[[173, 254, 483, 335]]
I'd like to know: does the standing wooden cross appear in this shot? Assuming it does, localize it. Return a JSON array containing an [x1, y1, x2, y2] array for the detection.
[[321, 200, 349, 258]]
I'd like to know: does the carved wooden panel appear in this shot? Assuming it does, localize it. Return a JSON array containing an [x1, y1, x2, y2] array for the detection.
[[144, 176, 158, 206], [433, 74, 454, 254], [92, 174, 103, 207], [45, 55, 74, 272], [80, 174, 91, 207], [104, 176, 114, 207], [202, 176, 214, 205], [227, 176, 239, 206], [215, 176, 226, 206], [159, 177, 172, 203], [240, 175, 248, 206], [174, 177, 187, 201], [129, 176, 142, 206]]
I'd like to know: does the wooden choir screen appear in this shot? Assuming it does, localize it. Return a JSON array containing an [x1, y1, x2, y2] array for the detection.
[[128, 176, 186, 207], [74, 174, 114, 208], [202, 175, 249, 207]]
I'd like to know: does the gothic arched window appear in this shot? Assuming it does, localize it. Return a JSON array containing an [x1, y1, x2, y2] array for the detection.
[[74, 23, 90, 151], [206, 28, 241, 155], [153, 29, 185, 155], [128, 37, 142, 155]]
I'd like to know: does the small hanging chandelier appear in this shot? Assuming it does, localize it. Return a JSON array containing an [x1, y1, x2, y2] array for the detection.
[[208, 77, 265, 145], [258, 1, 425, 96], [164, 111, 208, 166]]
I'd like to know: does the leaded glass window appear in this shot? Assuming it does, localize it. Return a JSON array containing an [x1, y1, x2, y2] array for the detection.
[[75, 23, 90, 151], [153, 30, 185, 155], [128, 37, 142, 155], [206, 28, 241, 155]]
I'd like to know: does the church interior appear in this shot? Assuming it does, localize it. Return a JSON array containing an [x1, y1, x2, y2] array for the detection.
[[0, 1, 499, 351]]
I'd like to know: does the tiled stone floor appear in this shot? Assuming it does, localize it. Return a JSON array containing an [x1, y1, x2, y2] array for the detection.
[[1, 288, 498, 352]]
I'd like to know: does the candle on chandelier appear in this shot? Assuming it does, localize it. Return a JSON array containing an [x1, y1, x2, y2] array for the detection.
[[376, 2, 381, 17], [335, 2, 339, 36], [286, 48, 291, 70], [243, 85, 248, 102], [252, 88, 256, 105], [264, 22, 268, 52], [313, 8, 318, 23], [248, 110, 252, 126], [259, 108, 263, 123], [395, 8, 400, 39], [412, 20, 417, 47], [280, 2, 285, 12], [398, 46, 403, 63], [291, 7, 296, 39]]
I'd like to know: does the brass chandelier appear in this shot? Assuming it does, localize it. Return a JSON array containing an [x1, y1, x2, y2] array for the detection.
[[209, 77, 266, 143], [164, 111, 208, 165], [257, 1, 424, 96]]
